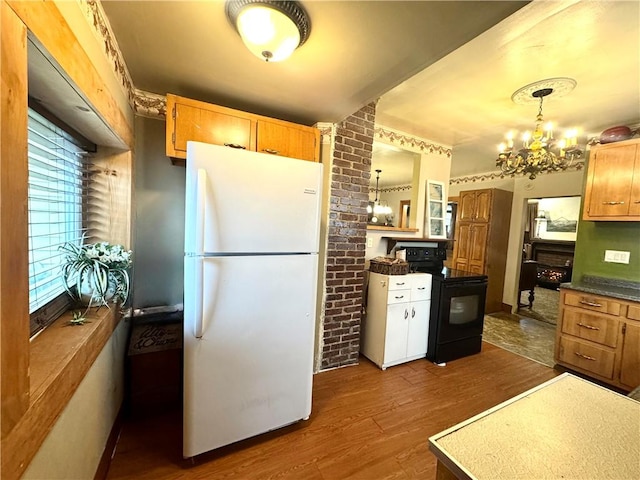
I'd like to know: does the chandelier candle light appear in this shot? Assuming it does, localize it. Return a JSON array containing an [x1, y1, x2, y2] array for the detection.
[[497, 78, 583, 180]]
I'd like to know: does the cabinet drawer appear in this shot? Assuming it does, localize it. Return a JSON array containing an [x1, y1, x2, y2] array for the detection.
[[387, 275, 411, 291], [561, 309, 619, 347], [558, 336, 616, 379], [412, 283, 431, 302], [387, 289, 411, 305], [563, 291, 622, 316], [628, 305, 640, 321]]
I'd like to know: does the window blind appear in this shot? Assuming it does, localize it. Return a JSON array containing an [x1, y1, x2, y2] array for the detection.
[[27, 108, 90, 334]]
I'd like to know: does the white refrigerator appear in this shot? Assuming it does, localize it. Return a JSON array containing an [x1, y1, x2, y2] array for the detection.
[[183, 141, 323, 458]]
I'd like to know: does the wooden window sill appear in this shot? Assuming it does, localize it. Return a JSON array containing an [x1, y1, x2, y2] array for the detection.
[[1, 306, 123, 480]]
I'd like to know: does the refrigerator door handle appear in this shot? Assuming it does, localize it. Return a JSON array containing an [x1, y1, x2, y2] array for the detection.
[[194, 257, 205, 338], [196, 168, 207, 255]]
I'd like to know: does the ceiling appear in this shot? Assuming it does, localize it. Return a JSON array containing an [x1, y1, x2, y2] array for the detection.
[[98, 0, 639, 180]]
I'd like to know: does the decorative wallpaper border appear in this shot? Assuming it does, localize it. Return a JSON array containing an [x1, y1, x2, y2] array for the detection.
[[80, 0, 168, 119], [449, 161, 585, 185], [374, 126, 452, 157], [369, 184, 412, 193]]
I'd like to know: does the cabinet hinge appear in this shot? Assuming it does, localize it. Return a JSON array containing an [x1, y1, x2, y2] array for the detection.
[[172, 105, 176, 120]]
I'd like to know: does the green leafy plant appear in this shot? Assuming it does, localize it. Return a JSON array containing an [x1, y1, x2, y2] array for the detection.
[[60, 239, 132, 309]]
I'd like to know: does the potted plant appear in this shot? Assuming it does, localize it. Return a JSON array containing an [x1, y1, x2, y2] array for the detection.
[[60, 239, 132, 310]]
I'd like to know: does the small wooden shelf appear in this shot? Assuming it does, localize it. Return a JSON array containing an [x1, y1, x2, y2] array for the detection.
[[382, 236, 449, 254]]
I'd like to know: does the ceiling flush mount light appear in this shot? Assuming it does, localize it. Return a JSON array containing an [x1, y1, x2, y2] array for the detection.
[[497, 78, 583, 180], [225, 0, 310, 62]]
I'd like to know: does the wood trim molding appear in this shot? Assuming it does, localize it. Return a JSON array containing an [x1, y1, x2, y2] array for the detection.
[[1, 307, 122, 480], [7, 0, 134, 148], [1, 0, 30, 439]]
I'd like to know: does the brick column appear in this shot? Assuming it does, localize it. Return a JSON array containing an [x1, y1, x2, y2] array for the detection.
[[320, 103, 376, 370]]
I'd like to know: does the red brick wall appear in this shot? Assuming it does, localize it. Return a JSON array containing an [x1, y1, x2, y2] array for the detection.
[[320, 103, 376, 370]]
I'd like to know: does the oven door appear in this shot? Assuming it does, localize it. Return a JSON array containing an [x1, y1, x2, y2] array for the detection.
[[436, 279, 487, 343]]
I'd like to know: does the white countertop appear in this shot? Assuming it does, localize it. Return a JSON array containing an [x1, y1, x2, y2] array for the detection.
[[429, 373, 640, 479]]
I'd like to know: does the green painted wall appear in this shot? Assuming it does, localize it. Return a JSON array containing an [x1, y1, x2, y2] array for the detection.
[[572, 219, 640, 282]]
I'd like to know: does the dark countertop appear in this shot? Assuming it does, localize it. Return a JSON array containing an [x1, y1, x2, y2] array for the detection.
[[561, 275, 640, 303]]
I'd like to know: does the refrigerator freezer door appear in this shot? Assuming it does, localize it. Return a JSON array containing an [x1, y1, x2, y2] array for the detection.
[[185, 141, 322, 255], [183, 254, 317, 458]]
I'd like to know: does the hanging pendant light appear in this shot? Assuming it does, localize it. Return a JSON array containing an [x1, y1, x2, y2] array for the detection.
[[368, 169, 393, 224], [226, 0, 311, 62]]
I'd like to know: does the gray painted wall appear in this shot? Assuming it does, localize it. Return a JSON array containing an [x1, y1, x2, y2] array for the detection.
[[133, 116, 185, 309]]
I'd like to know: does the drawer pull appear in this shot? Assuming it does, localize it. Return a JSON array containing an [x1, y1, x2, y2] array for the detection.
[[395, 282, 406, 286], [417, 287, 426, 290], [635, 200, 640, 204], [577, 323, 600, 331], [574, 352, 596, 361], [394, 295, 405, 300], [224, 143, 247, 149], [262, 148, 280, 155], [579, 300, 602, 307], [602, 201, 624, 205], [404, 309, 409, 319], [411, 307, 415, 318]]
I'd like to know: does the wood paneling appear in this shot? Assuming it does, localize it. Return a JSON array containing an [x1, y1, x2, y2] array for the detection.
[[1, 0, 30, 439], [106, 347, 558, 480]]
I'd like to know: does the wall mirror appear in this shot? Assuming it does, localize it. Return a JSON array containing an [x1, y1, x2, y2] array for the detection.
[[369, 141, 420, 230]]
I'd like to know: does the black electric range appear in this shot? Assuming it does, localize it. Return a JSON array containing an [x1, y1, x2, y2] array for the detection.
[[402, 245, 488, 364]]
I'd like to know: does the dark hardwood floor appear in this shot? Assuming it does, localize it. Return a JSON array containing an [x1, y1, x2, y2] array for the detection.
[[106, 343, 558, 480]]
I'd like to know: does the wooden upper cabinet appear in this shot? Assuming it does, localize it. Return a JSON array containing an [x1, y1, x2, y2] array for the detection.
[[256, 119, 319, 162], [174, 103, 254, 152], [165, 93, 320, 165], [583, 138, 640, 221], [458, 189, 492, 222]]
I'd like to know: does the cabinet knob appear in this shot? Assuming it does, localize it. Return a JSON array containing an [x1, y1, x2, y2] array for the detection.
[[224, 143, 247, 149], [262, 148, 280, 155]]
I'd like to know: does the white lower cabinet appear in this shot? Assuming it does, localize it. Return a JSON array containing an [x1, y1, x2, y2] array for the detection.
[[362, 272, 432, 370]]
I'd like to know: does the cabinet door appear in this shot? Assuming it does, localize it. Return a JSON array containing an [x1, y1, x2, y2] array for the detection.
[[469, 223, 488, 266], [454, 222, 472, 261], [256, 120, 318, 162], [174, 103, 253, 154], [406, 300, 429, 358], [585, 144, 637, 217], [384, 303, 410, 364], [629, 158, 640, 216], [619, 322, 640, 389], [473, 190, 493, 222], [458, 192, 476, 221]]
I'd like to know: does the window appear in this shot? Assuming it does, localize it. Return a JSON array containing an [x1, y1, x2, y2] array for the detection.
[[27, 107, 93, 336]]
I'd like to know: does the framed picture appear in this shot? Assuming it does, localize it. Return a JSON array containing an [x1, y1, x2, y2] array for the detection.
[[425, 180, 446, 239]]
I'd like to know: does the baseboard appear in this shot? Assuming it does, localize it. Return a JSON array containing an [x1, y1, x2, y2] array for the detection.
[[94, 406, 123, 480]]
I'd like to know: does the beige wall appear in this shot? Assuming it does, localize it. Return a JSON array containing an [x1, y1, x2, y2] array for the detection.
[[22, 320, 128, 479]]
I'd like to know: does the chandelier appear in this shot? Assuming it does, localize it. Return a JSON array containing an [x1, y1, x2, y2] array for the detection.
[[496, 80, 583, 180], [367, 169, 393, 224]]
